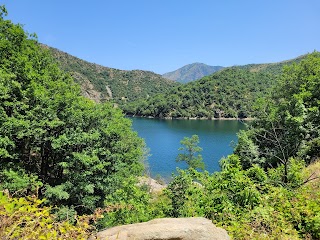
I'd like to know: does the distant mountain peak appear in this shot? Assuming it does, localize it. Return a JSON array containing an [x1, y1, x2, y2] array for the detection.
[[162, 63, 224, 83]]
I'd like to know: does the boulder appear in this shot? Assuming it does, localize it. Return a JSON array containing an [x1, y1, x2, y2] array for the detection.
[[138, 176, 167, 193], [92, 217, 230, 240]]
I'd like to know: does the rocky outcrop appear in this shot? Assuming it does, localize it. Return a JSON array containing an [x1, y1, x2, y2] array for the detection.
[[138, 177, 167, 193], [91, 217, 230, 240]]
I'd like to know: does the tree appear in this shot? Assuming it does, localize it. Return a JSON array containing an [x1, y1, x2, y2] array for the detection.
[[234, 129, 262, 169], [278, 52, 320, 163], [0, 8, 145, 214], [235, 53, 320, 183], [176, 135, 205, 170]]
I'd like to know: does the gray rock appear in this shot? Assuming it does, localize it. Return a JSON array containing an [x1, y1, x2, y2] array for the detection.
[[92, 217, 230, 240], [137, 177, 167, 193]]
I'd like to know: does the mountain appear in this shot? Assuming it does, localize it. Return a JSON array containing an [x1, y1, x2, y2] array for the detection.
[[43, 45, 177, 103], [124, 53, 314, 119], [162, 63, 224, 83]]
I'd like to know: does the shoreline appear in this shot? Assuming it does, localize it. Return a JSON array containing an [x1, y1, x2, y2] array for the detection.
[[126, 114, 254, 121]]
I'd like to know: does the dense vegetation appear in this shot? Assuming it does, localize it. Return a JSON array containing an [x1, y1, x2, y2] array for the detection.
[[161, 53, 320, 239], [112, 53, 320, 239], [162, 62, 224, 83], [124, 68, 275, 118], [123, 54, 310, 119], [46, 45, 177, 103], [0, 7, 146, 238], [1, 6, 319, 240], [235, 52, 320, 174], [0, 192, 94, 239], [236, 54, 307, 75], [165, 157, 320, 239], [101, 53, 320, 239]]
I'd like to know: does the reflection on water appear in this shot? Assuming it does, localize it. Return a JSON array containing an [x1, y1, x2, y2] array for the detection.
[[130, 118, 246, 181]]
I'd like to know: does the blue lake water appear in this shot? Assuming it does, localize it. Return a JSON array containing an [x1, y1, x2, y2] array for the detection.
[[130, 118, 246, 181]]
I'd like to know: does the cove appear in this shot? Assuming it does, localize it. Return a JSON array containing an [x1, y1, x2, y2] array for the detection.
[[130, 117, 246, 181]]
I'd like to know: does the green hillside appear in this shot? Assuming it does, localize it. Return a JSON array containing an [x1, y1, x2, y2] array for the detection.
[[236, 54, 307, 74], [162, 62, 224, 83], [124, 68, 274, 119], [44, 45, 177, 103], [124, 54, 313, 119]]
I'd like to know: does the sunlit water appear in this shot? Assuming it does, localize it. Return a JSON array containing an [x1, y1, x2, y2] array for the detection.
[[130, 118, 246, 181]]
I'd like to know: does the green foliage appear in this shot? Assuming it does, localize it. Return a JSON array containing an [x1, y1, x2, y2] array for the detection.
[[96, 176, 170, 229], [237, 53, 307, 75], [176, 135, 205, 170], [236, 53, 320, 183], [100, 176, 151, 226], [0, 169, 42, 197], [234, 129, 263, 169], [47, 46, 177, 103], [279, 52, 320, 164], [165, 155, 320, 239], [53, 205, 78, 224], [216, 155, 261, 210], [1, 6, 319, 240], [124, 53, 313, 119], [167, 155, 261, 219], [267, 158, 305, 189], [0, 10, 145, 215], [165, 131, 320, 239], [166, 168, 201, 217], [245, 164, 268, 184], [0, 192, 93, 239], [254, 182, 320, 240], [124, 68, 275, 119], [0, 5, 7, 18]]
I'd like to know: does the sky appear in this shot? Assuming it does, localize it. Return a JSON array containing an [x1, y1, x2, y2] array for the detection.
[[2, 0, 320, 74]]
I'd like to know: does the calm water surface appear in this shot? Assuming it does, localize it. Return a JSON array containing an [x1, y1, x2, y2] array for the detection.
[[130, 118, 246, 181]]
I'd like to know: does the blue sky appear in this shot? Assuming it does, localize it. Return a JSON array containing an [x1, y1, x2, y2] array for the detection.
[[2, 0, 320, 74]]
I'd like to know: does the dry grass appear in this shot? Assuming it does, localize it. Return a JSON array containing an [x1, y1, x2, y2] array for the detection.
[[302, 159, 320, 186]]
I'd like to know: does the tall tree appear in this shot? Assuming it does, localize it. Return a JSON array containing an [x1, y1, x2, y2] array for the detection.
[[0, 7, 145, 213], [176, 135, 205, 170]]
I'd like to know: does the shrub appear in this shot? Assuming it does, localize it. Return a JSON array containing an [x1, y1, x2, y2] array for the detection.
[[0, 192, 93, 239]]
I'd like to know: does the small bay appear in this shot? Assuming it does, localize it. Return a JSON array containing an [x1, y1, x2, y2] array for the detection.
[[130, 118, 246, 181]]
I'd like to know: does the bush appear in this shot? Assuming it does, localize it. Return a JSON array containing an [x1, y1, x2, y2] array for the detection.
[[0, 192, 93, 239]]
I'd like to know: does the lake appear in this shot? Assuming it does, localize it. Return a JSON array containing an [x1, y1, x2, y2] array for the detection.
[[130, 118, 246, 181]]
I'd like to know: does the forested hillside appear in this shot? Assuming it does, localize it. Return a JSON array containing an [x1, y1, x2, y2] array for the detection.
[[236, 54, 307, 75], [124, 68, 275, 119], [162, 62, 224, 83], [44, 45, 177, 103], [45, 44, 308, 116], [124, 54, 312, 119]]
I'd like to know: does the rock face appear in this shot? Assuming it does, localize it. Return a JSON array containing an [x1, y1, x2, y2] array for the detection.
[[92, 217, 230, 240], [138, 177, 167, 193]]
